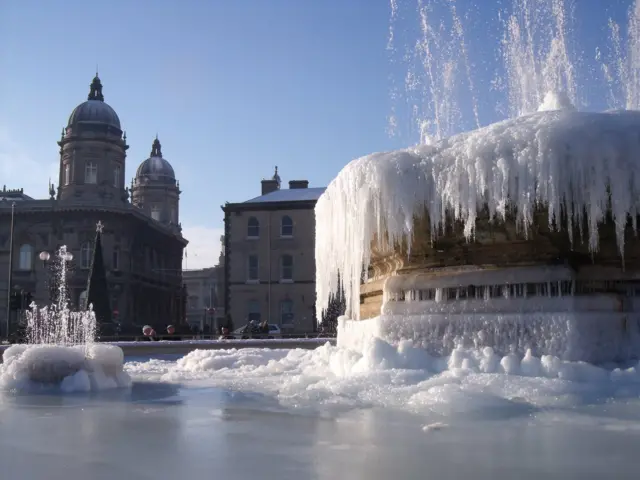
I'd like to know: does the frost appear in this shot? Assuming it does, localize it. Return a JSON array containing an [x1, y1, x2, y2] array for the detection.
[[316, 110, 640, 321]]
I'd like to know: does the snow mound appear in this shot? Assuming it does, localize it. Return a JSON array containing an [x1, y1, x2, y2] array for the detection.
[[315, 110, 640, 320], [133, 334, 640, 416], [0, 344, 131, 393]]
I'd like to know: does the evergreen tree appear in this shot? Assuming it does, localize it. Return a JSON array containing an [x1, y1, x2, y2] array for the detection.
[[321, 272, 346, 334], [86, 222, 111, 327]]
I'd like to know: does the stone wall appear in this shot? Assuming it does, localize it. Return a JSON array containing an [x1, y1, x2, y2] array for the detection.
[[360, 207, 640, 320]]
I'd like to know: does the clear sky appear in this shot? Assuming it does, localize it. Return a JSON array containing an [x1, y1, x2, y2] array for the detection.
[[0, 0, 635, 269]]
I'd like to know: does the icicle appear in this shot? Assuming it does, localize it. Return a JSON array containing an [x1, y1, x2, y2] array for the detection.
[[315, 110, 640, 323]]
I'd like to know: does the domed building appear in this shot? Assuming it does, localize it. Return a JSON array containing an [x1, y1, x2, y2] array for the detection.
[[131, 136, 181, 234], [58, 75, 128, 204], [0, 75, 188, 337]]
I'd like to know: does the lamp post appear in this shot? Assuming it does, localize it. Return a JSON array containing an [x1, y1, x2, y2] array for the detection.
[[5, 202, 15, 341], [39, 249, 73, 306], [38, 250, 50, 267]]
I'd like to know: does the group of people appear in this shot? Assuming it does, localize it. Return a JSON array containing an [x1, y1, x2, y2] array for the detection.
[[140, 319, 272, 341], [141, 324, 176, 341]]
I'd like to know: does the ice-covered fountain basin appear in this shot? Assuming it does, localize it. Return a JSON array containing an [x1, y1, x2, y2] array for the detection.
[[316, 109, 640, 322], [315, 109, 640, 364], [0, 343, 131, 392]]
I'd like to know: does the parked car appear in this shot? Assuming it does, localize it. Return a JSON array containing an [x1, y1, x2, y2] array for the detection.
[[233, 323, 282, 339]]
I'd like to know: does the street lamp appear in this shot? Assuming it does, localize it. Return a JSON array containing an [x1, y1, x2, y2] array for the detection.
[[40, 250, 73, 306], [5, 202, 15, 341], [38, 251, 50, 267], [39, 249, 73, 265]]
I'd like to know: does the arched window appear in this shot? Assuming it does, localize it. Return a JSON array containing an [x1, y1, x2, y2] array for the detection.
[[79, 290, 88, 310], [85, 162, 97, 184], [81, 242, 92, 269], [151, 204, 161, 221], [247, 217, 259, 238], [281, 254, 293, 281], [280, 299, 294, 325], [112, 247, 120, 270], [281, 215, 293, 237], [64, 164, 71, 185], [113, 165, 121, 188], [18, 244, 33, 270]]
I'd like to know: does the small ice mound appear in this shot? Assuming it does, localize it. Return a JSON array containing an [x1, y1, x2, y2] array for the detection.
[[0, 344, 131, 393], [422, 422, 448, 432], [537, 90, 575, 112]]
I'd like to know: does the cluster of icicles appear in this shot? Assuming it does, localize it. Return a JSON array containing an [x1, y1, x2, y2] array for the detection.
[[315, 108, 640, 322]]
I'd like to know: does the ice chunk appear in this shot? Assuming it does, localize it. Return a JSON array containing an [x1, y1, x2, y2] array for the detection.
[[0, 344, 131, 393]]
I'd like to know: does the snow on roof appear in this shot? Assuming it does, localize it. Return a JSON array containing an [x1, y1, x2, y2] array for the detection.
[[244, 187, 326, 204], [315, 109, 640, 321]]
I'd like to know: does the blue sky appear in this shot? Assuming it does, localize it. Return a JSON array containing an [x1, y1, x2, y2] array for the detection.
[[0, 0, 635, 268]]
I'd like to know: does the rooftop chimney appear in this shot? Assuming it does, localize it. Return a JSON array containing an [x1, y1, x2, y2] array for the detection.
[[288, 180, 309, 189], [261, 179, 279, 195]]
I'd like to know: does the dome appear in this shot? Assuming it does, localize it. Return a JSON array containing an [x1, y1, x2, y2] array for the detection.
[[135, 138, 176, 184], [67, 76, 121, 130]]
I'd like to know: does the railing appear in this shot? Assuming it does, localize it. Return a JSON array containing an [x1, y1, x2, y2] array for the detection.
[[96, 333, 336, 343]]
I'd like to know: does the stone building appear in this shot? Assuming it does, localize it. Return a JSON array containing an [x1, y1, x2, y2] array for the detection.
[[222, 168, 325, 334], [183, 265, 225, 332], [0, 75, 187, 337]]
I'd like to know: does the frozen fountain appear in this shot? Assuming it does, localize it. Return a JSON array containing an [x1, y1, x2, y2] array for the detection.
[[0, 244, 131, 392], [318, 0, 640, 363]]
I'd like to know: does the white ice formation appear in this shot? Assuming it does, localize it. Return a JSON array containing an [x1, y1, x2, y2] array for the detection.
[[0, 344, 132, 393], [315, 110, 640, 322], [126, 324, 640, 415]]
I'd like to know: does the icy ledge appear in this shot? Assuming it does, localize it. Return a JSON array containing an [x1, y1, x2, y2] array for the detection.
[[316, 110, 640, 321], [0, 344, 132, 393], [337, 314, 640, 364]]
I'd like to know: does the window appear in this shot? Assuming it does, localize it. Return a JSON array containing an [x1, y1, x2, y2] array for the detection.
[[248, 300, 261, 323], [113, 165, 121, 188], [280, 299, 294, 325], [247, 255, 259, 281], [18, 244, 33, 270], [81, 242, 92, 269], [281, 215, 293, 237], [281, 254, 293, 281], [85, 162, 97, 184], [170, 207, 177, 224], [112, 247, 120, 270], [151, 204, 161, 221], [64, 164, 71, 185], [189, 296, 199, 309], [79, 290, 88, 310], [247, 217, 259, 238]]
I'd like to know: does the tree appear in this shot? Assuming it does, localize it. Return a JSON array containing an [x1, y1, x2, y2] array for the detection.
[[85, 222, 111, 327], [321, 272, 346, 334]]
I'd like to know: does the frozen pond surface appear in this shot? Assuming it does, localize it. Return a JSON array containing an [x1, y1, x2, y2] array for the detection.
[[1, 350, 640, 479]]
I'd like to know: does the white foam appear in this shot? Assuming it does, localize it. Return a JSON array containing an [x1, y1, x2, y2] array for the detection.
[[123, 333, 640, 417], [315, 110, 640, 321], [0, 344, 131, 393], [537, 90, 576, 112]]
